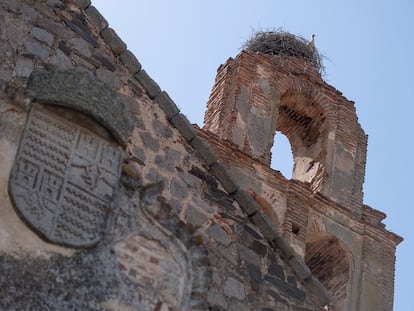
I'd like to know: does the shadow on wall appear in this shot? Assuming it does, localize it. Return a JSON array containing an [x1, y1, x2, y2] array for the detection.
[[305, 232, 351, 311]]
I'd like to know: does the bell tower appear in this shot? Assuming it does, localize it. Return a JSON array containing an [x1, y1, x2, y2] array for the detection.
[[202, 31, 401, 310]]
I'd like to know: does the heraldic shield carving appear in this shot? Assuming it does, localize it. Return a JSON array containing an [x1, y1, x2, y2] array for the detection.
[[9, 105, 124, 247]]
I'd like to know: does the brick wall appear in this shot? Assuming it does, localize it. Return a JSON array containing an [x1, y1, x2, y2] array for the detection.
[[203, 51, 368, 215]]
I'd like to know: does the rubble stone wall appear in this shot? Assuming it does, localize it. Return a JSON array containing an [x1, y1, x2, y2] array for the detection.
[[0, 1, 333, 310]]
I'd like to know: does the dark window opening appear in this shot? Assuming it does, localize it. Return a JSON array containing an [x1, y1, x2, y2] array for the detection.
[[291, 223, 300, 236], [305, 234, 350, 310]]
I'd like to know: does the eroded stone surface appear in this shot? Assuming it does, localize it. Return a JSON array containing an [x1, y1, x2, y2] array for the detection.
[[114, 235, 186, 309], [25, 69, 133, 147], [224, 277, 245, 300], [9, 105, 123, 247], [0, 1, 401, 311]]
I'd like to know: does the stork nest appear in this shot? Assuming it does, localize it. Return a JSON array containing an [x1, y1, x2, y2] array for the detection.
[[242, 30, 324, 74]]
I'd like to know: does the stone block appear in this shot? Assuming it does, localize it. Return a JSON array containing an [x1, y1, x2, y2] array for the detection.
[[152, 118, 173, 138], [250, 212, 278, 240], [248, 264, 262, 282], [190, 137, 217, 166], [100, 28, 126, 55], [250, 240, 267, 256], [93, 54, 116, 72], [154, 91, 179, 119], [76, 0, 91, 9], [30, 27, 54, 46], [217, 244, 238, 265], [21, 4, 38, 22], [170, 113, 196, 141], [268, 261, 285, 280], [185, 206, 208, 228], [264, 275, 306, 302], [15, 58, 34, 78], [207, 288, 228, 310], [232, 189, 259, 216], [237, 244, 260, 266], [3, 0, 23, 12], [135, 70, 161, 99], [24, 40, 48, 59], [271, 234, 295, 260], [67, 37, 92, 57], [139, 132, 159, 152], [119, 50, 141, 74], [206, 224, 231, 246], [210, 162, 239, 194], [304, 276, 331, 307], [25, 69, 132, 147], [288, 256, 311, 281], [50, 49, 72, 69], [243, 224, 263, 240], [85, 6, 108, 33], [223, 277, 245, 301], [170, 178, 187, 200], [96, 67, 121, 89], [228, 303, 250, 311]]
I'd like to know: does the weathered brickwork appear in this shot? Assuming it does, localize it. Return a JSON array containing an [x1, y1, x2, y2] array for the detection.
[[200, 51, 402, 310], [0, 0, 401, 311], [204, 52, 368, 216]]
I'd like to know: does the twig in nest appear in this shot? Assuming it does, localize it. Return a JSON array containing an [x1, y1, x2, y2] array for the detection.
[[242, 29, 325, 75]]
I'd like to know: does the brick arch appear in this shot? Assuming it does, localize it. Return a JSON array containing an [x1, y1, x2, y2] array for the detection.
[[272, 65, 367, 211], [253, 55, 366, 208], [271, 73, 339, 131], [273, 88, 329, 191], [305, 232, 352, 311], [264, 71, 340, 190], [204, 51, 366, 210]]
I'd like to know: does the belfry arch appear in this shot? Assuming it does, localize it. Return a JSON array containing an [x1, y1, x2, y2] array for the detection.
[[274, 90, 328, 192], [305, 232, 352, 311], [204, 50, 367, 214], [270, 131, 294, 179], [202, 31, 402, 311]]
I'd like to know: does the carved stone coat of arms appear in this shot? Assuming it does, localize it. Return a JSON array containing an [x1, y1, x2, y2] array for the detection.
[[9, 105, 123, 247]]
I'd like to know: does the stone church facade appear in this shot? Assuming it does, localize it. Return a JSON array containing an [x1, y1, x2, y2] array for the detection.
[[0, 1, 401, 310]]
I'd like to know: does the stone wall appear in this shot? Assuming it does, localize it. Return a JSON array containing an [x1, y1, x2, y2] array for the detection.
[[0, 1, 336, 310]]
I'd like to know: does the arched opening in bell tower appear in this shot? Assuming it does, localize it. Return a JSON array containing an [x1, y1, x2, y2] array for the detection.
[[270, 131, 294, 179], [275, 91, 327, 192], [305, 233, 351, 310]]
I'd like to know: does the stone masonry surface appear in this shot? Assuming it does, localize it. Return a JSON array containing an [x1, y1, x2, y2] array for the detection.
[[0, 0, 402, 311]]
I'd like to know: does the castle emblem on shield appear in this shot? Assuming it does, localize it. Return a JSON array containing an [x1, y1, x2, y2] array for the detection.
[[9, 105, 123, 247]]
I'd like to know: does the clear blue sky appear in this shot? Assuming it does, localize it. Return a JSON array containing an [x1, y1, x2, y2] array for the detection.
[[93, 1, 413, 309]]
